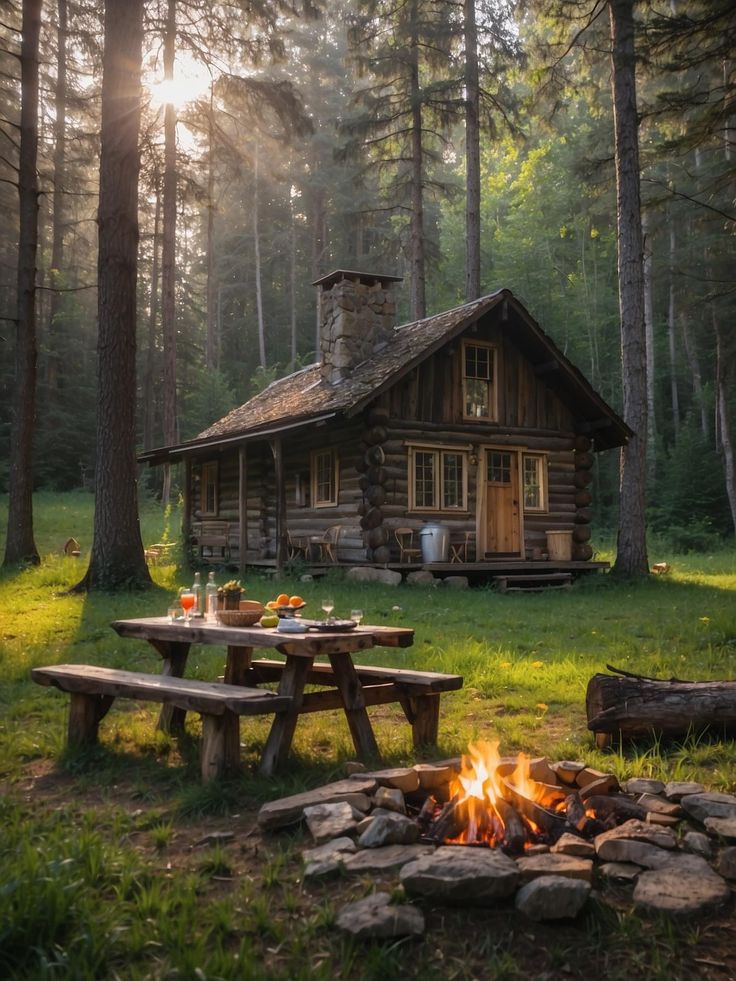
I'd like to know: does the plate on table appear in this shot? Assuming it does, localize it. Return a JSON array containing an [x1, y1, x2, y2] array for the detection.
[[308, 619, 357, 633]]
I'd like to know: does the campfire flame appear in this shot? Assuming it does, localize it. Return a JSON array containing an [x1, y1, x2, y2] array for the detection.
[[443, 740, 567, 850]]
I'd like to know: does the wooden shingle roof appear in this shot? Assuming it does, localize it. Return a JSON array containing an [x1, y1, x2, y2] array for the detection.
[[140, 289, 630, 463]]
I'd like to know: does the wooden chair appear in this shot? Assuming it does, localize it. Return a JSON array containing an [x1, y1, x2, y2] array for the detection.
[[286, 530, 309, 561], [196, 520, 230, 561], [313, 525, 341, 562], [450, 531, 475, 563], [395, 527, 421, 563]]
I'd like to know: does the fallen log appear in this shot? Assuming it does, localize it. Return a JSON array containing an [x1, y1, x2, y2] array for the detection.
[[586, 666, 736, 747]]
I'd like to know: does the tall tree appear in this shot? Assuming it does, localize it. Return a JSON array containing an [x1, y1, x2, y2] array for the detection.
[[464, 0, 481, 300], [3, 0, 42, 568], [609, 0, 649, 577], [76, 0, 150, 590], [160, 0, 178, 506]]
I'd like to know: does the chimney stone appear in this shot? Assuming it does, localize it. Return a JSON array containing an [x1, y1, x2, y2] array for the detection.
[[314, 270, 403, 385]]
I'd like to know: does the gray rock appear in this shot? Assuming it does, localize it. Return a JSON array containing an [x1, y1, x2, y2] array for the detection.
[[598, 862, 642, 882], [353, 767, 420, 792], [257, 778, 376, 830], [664, 780, 706, 802], [623, 778, 665, 796], [551, 833, 595, 858], [346, 567, 402, 586], [594, 819, 677, 856], [680, 791, 736, 824], [441, 575, 469, 589], [304, 802, 361, 844], [344, 761, 367, 775], [595, 838, 679, 869], [633, 864, 731, 915], [515, 875, 591, 921], [358, 812, 420, 848], [635, 793, 682, 818], [303, 837, 357, 878], [516, 853, 593, 883], [406, 570, 436, 585], [718, 846, 736, 880], [343, 844, 434, 873], [335, 892, 425, 939], [413, 763, 456, 791], [400, 846, 520, 905], [196, 830, 235, 846], [374, 786, 406, 814], [683, 831, 714, 859], [704, 816, 736, 841], [550, 761, 586, 785]]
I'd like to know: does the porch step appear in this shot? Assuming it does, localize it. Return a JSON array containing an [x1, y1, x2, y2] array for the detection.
[[493, 572, 573, 594]]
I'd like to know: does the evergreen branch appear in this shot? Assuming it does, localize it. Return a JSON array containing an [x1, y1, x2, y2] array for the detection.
[[641, 177, 736, 223]]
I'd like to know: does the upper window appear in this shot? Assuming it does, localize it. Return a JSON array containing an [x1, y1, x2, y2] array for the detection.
[[463, 341, 497, 421], [522, 454, 548, 511], [311, 449, 338, 508], [201, 462, 218, 516], [409, 445, 468, 512]]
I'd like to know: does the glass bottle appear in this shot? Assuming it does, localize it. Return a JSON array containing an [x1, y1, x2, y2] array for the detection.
[[191, 571, 203, 616], [205, 571, 218, 621]]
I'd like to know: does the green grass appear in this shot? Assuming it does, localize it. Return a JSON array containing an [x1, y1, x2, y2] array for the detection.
[[1, 492, 736, 978]]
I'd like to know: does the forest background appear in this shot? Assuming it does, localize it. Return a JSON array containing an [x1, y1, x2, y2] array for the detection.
[[0, 0, 734, 552]]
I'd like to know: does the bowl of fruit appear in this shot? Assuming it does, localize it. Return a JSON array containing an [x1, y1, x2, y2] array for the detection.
[[267, 593, 306, 618]]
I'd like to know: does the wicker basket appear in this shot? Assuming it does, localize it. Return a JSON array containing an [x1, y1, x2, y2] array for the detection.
[[216, 601, 264, 627]]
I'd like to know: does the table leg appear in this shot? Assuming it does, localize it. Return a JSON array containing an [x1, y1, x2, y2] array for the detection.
[[258, 655, 313, 776], [328, 652, 381, 763], [151, 640, 190, 733], [224, 646, 253, 686]]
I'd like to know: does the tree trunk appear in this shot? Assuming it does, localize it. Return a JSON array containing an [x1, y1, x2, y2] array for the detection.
[[3, 0, 42, 568], [289, 180, 297, 371], [609, 0, 649, 578], [76, 0, 150, 590], [666, 208, 680, 436], [205, 82, 217, 371], [715, 312, 736, 534], [160, 0, 178, 506], [409, 0, 426, 322], [464, 0, 481, 301], [142, 176, 161, 453], [46, 0, 67, 394], [253, 140, 266, 369], [641, 209, 656, 481]]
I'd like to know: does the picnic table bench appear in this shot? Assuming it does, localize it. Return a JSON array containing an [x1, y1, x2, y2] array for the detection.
[[33, 617, 463, 781], [31, 664, 292, 781]]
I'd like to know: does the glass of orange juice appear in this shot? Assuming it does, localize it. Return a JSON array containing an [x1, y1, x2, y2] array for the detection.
[[179, 588, 196, 624]]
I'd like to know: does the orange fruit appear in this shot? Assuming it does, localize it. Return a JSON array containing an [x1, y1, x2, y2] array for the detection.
[[266, 600, 279, 610], [289, 595, 304, 608], [276, 593, 290, 607]]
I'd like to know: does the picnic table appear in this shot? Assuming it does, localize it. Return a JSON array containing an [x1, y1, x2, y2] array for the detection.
[[111, 616, 434, 775]]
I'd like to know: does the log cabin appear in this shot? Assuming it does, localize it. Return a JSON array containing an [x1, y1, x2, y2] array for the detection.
[[140, 270, 631, 578]]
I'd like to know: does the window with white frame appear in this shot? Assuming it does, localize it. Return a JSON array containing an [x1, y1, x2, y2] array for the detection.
[[462, 341, 497, 420], [409, 445, 468, 511], [201, 462, 218, 516], [522, 454, 547, 511], [311, 449, 338, 507]]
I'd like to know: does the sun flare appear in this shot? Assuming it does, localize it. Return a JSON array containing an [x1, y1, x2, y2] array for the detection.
[[148, 52, 211, 110]]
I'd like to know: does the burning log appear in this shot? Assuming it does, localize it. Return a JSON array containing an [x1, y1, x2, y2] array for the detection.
[[494, 798, 528, 853], [583, 794, 647, 824], [427, 794, 466, 842], [587, 666, 736, 746], [564, 792, 589, 833]]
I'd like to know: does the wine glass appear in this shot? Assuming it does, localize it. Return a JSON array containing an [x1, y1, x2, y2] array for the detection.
[[350, 609, 363, 627], [179, 588, 196, 624], [321, 596, 334, 622]]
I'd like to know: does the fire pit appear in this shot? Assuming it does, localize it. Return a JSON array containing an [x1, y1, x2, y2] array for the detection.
[[419, 740, 621, 853]]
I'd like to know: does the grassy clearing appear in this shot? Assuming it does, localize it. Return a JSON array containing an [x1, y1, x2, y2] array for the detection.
[[1, 493, 736, 978]]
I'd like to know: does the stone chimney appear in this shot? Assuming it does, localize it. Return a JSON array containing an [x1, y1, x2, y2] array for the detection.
[[313, 270, 403, 385]]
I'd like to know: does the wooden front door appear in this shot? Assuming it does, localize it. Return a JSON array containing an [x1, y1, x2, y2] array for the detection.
[[483, 449, 521, 556]]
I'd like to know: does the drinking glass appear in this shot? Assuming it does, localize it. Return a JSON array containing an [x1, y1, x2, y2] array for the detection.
[[321, 596, 335, 621], [179, 589, 196, 624], [350, 609, 363, 627]]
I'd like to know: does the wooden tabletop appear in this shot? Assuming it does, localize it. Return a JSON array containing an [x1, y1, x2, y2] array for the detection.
[[111, 617, 414, 656]]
